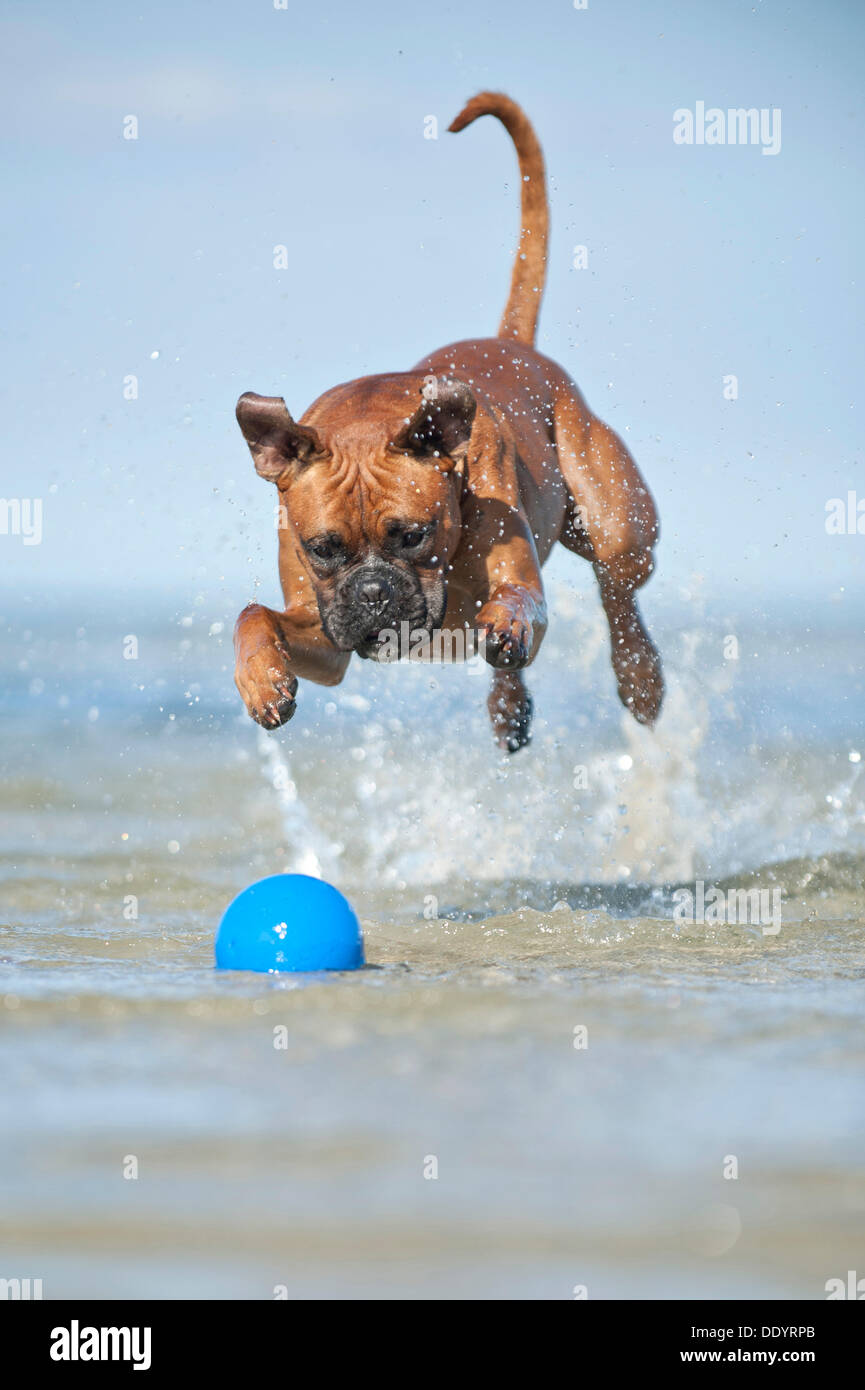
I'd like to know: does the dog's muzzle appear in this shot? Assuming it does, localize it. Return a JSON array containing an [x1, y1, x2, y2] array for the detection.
[[318, 561, 439, 657]]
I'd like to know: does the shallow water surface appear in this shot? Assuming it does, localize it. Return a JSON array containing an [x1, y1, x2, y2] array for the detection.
[[1, 592, 863, 1298]]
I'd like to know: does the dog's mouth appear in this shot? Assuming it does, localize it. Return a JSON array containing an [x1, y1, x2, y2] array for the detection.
[[354, 623, 433, 662], [319, 569, 447, 660], [355, 628, 390, 661]]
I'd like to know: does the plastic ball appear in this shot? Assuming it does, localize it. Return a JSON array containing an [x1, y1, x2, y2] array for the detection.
[[215, 873, 364, 973]]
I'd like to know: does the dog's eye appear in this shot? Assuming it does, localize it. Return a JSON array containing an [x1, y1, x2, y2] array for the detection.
[[401, 529, 427, 549], [307, 538, 344, 563]]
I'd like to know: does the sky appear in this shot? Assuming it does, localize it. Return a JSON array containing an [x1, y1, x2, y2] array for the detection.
[[1, 0, 863, 620]]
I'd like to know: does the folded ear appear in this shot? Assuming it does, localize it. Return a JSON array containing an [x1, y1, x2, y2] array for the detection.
[[236, 392, 323, 482], [392, 376, 477, 463]]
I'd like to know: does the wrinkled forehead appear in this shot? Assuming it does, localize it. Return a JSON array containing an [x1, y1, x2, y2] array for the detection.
[[285, 373, 459, 541], [289, 452, 452, 542]]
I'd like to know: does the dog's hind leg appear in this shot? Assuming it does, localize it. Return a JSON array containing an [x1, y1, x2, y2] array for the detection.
[[593, 571, 663, 726], [487, 668, 533, 753], [553, 394, 664, 726]]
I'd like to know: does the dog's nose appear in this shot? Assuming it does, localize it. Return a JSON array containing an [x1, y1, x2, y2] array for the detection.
[[357, 576, 392, 612]]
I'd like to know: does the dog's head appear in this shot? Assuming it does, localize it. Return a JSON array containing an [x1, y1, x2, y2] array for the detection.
[[236, 374, 475, 659]]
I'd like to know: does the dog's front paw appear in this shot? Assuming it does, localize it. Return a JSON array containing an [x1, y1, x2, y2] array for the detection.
[[476, 601, 532, 669], [235, 642, 298, 730]]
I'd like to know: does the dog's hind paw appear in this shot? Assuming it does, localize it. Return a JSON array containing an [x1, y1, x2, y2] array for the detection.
[[612, 628, 664, 727], [488, 672, 533, 753]]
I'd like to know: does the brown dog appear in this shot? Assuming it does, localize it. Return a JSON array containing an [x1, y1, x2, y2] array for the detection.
[[234, 92, 663, 752]]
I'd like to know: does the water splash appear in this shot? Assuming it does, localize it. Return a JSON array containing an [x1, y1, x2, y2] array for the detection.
[[252, 605, 733, 893], [256, 728, 343, 881]]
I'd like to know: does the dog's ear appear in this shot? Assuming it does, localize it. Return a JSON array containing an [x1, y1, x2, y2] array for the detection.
[[392, 376, 476, 465], [236, 392, 323, 482]]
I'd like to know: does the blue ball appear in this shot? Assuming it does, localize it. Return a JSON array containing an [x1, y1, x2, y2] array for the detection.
[[215, 874, 364, 973]]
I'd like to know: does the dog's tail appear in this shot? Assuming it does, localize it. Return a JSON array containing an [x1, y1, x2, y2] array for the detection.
[[448, 92, 549, 346]]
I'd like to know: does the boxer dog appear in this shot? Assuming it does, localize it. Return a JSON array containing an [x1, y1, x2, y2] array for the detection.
[[234, 92, 663, 752]]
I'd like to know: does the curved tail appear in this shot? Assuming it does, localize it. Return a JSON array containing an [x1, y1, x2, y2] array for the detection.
[[448, 92, 549, 346]]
